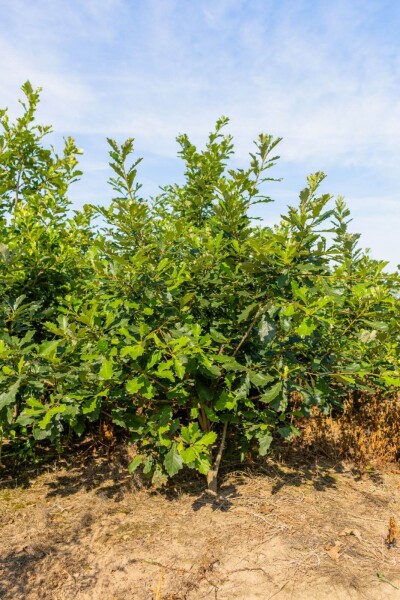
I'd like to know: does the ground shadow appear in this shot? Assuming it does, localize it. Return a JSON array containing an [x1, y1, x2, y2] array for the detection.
[[266, 458, 344, 495], [0, 441, 376, 512], [0, 441, 133, 503], [0, 514, 99, 600], [191, 483, 240, 512], [45, 454, 129, 501], [0, 544, 55, 600], [161, 449, 352, 512]]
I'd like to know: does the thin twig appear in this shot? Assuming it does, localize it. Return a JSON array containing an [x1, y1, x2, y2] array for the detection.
[[233, 307, 265, 356]]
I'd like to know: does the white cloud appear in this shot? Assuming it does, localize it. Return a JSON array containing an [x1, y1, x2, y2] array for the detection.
[[74, 1, 400, 174], [2, 0, 400, 170], [0, 0, 399, 266]]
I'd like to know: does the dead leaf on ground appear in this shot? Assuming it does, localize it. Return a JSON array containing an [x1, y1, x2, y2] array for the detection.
[[325, 541, 343, 562], [339, 528, 362, 542], [260, 504, 273, 514]]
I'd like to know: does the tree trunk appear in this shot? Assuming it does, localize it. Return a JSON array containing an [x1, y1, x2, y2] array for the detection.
[[206, 421, 228, 495]]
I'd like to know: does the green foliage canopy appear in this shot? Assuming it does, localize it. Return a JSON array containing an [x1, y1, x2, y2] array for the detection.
[[0, 83, 399, 486]]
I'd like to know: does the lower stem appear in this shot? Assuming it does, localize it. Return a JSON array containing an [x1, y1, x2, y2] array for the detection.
[[206, 421, 228, 494]]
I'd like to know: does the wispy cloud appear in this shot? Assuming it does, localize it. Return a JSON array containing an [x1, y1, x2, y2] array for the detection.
[[0, 0, 399, 265], [2, 0, 400, 166]]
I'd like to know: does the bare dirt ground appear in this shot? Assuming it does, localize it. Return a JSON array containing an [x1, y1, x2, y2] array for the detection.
[[1, 449, 400, 600]]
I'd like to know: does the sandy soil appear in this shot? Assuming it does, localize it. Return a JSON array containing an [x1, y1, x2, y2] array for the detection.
[[1, 450, 400, 599]]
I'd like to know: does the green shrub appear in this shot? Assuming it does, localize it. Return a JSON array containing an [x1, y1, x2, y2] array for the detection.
[[0, 84, 399, 489]]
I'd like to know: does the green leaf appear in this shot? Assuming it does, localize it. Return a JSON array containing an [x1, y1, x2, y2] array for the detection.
[[215, 391, 237, 411], [248, 372, 274, 387], [214, 355, 246, 372], [0, 380, 21, 411], [155, 366, 175, 382], [238, 303, 258, 323], [82, 397, 99, 415], [33, 427, 51, 441], [277, 426, 291, 439], [260, 382, 282, 403], [141, 379, 155, 399], [73, 421, 85, 436], [157, 257, 170, 273], [190, 407, 199, 419], [181, 446, 197, 464], [335, 374, 356, 384], [99, 358, 113, 380], [180, 293, 195, 308], [197, 431, 217, 447], [278, 425, 300, 440], [196, 456, 212, 475], [126, 378, 144, 394], [17, 357, 24, 374], [142, 455, 154, 475], [128, 455, 143, 473], [210, 327, 228, 343], [39, 340, 59, 360], [121, 345, 144, 360], [270, 391, 288, 413], [16, 413, 35, 426], [39, 405, 66, 429], [382, 375, 400, 387], [163, 444, 184, 476], [256, 430, 273, 456], [204, 405, 220, 423], [173, 359, 185, 379], [26, 397, 45, 410], [180, 426, 191, 444], [199, 357, 221, 378], [297, 318, 316, 338], [180, 423, 200, 444], [147, 350, 162, 369]]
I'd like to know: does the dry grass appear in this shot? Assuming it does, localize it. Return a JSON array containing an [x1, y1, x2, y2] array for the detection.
[[289, 393, 400, 470]]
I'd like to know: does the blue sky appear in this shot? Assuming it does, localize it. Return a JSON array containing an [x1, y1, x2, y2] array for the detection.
[[1, 0, 399, 267]]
